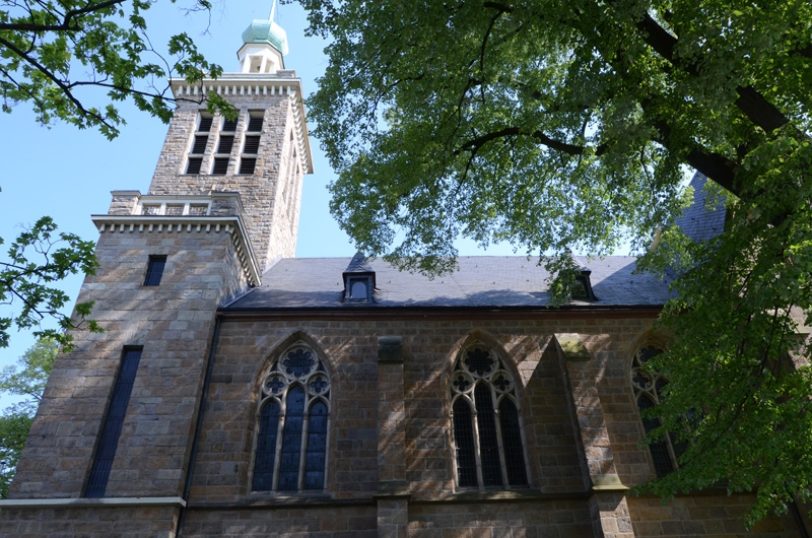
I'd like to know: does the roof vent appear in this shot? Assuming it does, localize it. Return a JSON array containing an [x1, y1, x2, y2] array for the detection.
[[342, 253, 376, 303], [572, 267, 597, 301]]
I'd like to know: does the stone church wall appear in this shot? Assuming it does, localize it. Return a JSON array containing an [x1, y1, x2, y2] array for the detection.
[[9, 227, 248, 500], [177, 314, 803, 537]]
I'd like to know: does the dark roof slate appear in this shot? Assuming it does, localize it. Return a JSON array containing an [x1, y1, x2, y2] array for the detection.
[[674, 172, 726, 243], [224, 256, 670, 310]]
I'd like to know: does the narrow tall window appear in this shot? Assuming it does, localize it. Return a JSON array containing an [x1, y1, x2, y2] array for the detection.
[[451, 343, 527, 489], [253, 343, 330, 492], [632, 346, 680, 477], [84, 347, 143, 497], [239, 111, 263, 174], [212, 116, 237, 175], [143, 255, 167, 286], [186, 113, 212, 174]]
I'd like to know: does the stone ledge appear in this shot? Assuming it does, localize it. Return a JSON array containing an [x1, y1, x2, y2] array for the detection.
[[591, 474, 629, 492], [186, 496, 374, 510], [0, 496, 186, 508], [91, 214, 261, 287], [411, 489, 591, 504]]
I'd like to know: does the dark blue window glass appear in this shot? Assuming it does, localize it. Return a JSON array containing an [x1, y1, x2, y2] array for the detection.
[[277, 385, 305, 491], [474, 383, 502, 486], [85, 347, 142, 497], [499, 398, 527, 485], [252, 399, 281, 491], [143, 255, 166, 286], [303, 400, 328, 490], [453, 398, 477, 488], [255, 344, 331, 493]]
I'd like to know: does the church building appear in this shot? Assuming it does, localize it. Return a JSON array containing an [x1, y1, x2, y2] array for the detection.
[[0, 13, 808, 538]]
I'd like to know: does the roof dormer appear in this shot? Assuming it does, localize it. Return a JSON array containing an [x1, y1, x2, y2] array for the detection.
[[342, 253, 376, 303]]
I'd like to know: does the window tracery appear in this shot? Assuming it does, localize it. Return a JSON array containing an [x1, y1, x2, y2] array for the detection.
[[451, 342, 528, 489], [631, 346, 679, 477], [252, 342, 330, 492]]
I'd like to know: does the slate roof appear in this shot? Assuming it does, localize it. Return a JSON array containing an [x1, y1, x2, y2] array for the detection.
[[674, 172, 726, 243], [224, 256, 670, 311]]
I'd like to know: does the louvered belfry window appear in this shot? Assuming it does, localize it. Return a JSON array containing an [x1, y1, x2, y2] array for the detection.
[[84, 347, 143, 497], [212, 116, 237, 175], [239, 111, 263, 175], [451, 343, 528, 489], [186, 113, 212, 174], [252, 343, 330, 492], [632, 346, 680, 477]]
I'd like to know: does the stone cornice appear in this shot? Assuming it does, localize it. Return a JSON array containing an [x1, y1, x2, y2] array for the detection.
[[170, 75, 313, 174], [91, 215, 261, 287]]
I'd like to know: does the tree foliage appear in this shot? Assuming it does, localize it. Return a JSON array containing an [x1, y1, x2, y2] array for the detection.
[[0, 0, 227, 138], [0, 1, 227, 348], [299, 0, 812, 522], [0, 216, 99, 349], [0, 338, 57, 497]]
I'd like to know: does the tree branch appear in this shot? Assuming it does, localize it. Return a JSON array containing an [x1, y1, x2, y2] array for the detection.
[[0, 35, 115, 132], [456, 126, 609, 156], [636, 11, 790, 133], [0, 0, 126, 32]]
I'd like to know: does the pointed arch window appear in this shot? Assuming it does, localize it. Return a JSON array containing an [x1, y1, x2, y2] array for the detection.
[[252, 343, 330, 492], [632, 346, 682, 477], [451, 343, 528, 489]]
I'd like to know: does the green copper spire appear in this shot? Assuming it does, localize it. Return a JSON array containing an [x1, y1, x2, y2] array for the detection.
[[241, 1, 289, 55]]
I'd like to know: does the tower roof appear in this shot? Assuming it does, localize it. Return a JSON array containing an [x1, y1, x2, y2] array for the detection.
[[241, 18, 289, 56]]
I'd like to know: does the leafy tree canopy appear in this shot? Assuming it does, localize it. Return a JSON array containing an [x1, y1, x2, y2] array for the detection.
[[0, 216, 98, 349], [0, 0, 226, 138], [0, 0, 226, 348], [0, 338, 57, 497], [300, 0, 812, 523]]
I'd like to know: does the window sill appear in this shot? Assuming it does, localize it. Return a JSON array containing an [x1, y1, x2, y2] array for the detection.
[[411, 488, 591, 504], [186, 494, 374, 510]]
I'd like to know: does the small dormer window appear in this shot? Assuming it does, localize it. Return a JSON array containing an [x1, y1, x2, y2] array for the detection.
[[342, 254, 376, 303], [572, 268, 597, 301], [347, 277, 371, 301]]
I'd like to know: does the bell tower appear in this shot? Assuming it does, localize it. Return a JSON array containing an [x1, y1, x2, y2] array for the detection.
[[147, 7, 313, 271], [0, 10, 312, 537]]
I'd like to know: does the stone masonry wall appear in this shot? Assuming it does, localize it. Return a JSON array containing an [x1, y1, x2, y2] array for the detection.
[[629, 496, 796, 537], [148, 95, 305, 270], [11, 226, 248, 499], [180, 314, 805, 537], [180, 504, 377, 537], [407, 499, 594, 537], [0, 505, 179, 537]]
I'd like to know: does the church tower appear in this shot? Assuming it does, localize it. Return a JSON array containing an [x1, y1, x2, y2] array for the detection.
[[0, 11, 312, 536]]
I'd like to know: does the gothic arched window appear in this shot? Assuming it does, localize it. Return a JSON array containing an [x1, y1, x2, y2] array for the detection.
[[451, 343, 528, 489], [252, 343, 330, 492], [632, 346, 680, 477]]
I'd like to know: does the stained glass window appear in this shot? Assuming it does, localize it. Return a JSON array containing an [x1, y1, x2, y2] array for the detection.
[[451, 343, 528, 489], [85, 347, 142, 497], [252, 343, 330, 492], [631, 346, 679, 477]]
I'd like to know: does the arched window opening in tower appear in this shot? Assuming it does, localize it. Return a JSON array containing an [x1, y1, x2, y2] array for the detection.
[[252, 342, 330, 492], [451, 343, 528, 489]]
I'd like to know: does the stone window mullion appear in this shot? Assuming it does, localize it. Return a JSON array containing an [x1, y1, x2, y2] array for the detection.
[[253, 343, 330, 493], [451, 342, 528, 490]]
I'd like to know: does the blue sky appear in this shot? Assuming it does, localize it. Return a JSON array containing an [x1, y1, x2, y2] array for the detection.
[[0, 2, 518, 369]]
